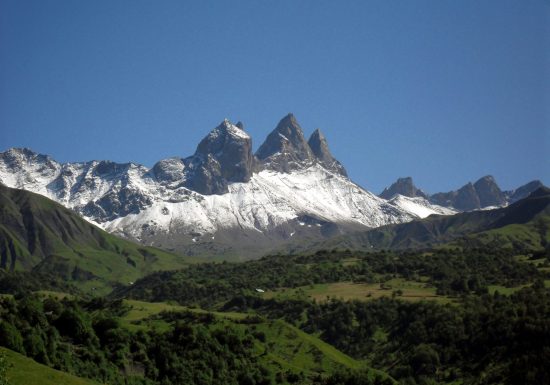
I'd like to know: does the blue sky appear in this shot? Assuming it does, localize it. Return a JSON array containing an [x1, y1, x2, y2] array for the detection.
[[1, 0, 548, 193]]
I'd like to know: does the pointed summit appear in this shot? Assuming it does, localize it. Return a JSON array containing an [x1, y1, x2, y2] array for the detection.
[[473, 175, 506, 207], [379, 177, 427, 199], [507, 180, 544, 203], [308, 129, 347, 176], [454, 182, 481, 211], [256, 113, 315, 172], [184, 119, 257, 194]]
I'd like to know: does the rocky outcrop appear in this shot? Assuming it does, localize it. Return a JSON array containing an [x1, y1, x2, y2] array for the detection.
[[506, 180, 544, 203], [151, 157, 186, 184], [473, 175, 506, 208], [183, 119, 257, 194], [256, 113, 315, 172], [308, 129, 347, 176], [379, 177, 427, 200]]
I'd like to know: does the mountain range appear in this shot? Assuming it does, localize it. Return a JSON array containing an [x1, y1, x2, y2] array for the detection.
[[0, 114, 455, 258], [316, 186, 550, 252], [380, 175, 543, 211], [0, 113, 542, 258], [0, 184, 191, 293]]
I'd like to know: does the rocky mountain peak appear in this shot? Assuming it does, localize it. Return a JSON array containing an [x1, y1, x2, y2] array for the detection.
[[379, 177, 427, 200], [0, 148, 60, 188], [151, 157, 186, 184], [196, 119, 251, 155], [256, 113, 315, 172], [507, 180, 544, 203], [308, 129, 347, 176], [1, 147, 55, 167], [454, 182, 481, 211], [473, 175, 506, 207], [528, 185, 550, 198], [184, 119, 257, 194]]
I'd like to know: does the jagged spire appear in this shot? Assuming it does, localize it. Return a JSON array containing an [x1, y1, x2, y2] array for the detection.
[[255, 113, 315, 173], [379, 177, 427, 199], [308, 129, 347, 177], [184, 119, 257, 194], [473, 175, 506, 207]]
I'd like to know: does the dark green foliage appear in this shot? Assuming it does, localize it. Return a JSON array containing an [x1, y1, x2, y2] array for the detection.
[[0, 270, 78, 296], [314, 369, 394, 385], [0, 295, 277, 385], [308, 288, 550, 384], [0, 321, 24, 354], [0, 350, 9, 385], [116, 245, 546, 307], [106, 241, 550, 384], [223, 286, 550, 385]]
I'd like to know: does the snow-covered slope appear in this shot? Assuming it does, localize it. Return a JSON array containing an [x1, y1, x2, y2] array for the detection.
[[0, 115, 456, 257], [388, 195, 456, 219], [104, 165, 412, 238]]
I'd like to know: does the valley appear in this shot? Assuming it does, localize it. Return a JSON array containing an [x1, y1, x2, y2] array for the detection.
[[0, 165, 548, 384]]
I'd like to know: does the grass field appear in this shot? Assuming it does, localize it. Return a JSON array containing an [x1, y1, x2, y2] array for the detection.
[[246, 319, 365, 374], [263, 279, 451, 304], [1, 347, 100, 385], [120, 299, 249, 331], [487, 285, 527, 295]]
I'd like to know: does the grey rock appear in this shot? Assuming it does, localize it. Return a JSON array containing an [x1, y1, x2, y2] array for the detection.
[[454, 182, 481, 211], [184, 154, 227, 195], [256, 113, 315, 172], [308, 129, 348, 176], [431, 182, 481, 211], [151, 157, 186, 183], [473, 175, 506, 207], [183, 119, 256, 194], [82, 186, 153, 222], [379, 177, 427, 199], [506, 180, 544, 203]]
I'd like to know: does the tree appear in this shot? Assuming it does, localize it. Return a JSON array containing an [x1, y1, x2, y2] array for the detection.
[[0, 322, 24, 354], [0, 350, 10, 385]]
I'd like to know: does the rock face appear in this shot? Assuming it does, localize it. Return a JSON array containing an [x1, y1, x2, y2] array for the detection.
[[506, 180, 544, 203], [430, 182, 481, 211], [454, 182, 482, 211], [473, 175, 506, 208], [183, 119, 257, 195], [381, 174, 544, 212], [379, 177, 427, 200], [308, 129, 348, 177], [2, 113, 540, 258], [256, 113, 315, 172], [151, 158, 186, 184]]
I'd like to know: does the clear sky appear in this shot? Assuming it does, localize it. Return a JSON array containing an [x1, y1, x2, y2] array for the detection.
[[1, 0, 548, 194]]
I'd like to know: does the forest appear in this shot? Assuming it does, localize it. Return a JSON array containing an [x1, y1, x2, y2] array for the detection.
[[0, 243, 548, 384]]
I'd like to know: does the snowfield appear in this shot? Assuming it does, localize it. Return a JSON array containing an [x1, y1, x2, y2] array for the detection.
[[0, 147, 455, 248]]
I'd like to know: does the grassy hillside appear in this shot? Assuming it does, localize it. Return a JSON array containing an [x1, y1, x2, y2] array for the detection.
[[1, 347, 101, 385], [117, 299, 375, 379], [0, 293, 394, 385], [0, 184, 195, 293]]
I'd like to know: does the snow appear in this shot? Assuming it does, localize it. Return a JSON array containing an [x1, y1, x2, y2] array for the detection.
[[100, 164, 414, 239], [0, 148, 459, 246], [227, 123, 250, 139], [388, 195, 456, 219]]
